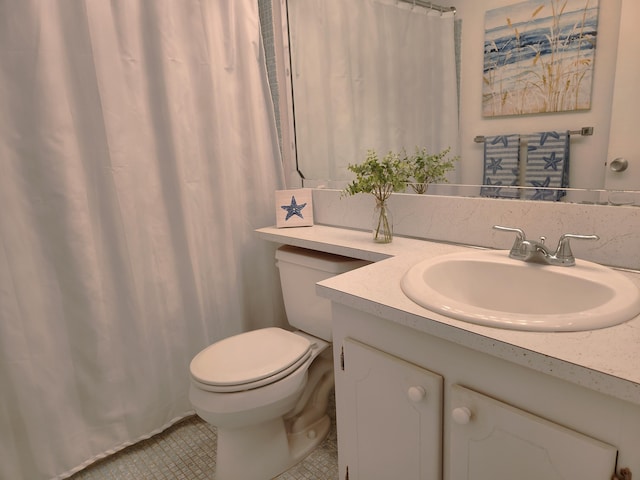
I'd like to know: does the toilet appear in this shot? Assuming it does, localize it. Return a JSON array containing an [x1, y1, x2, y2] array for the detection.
[[189, 245, 369, 480]]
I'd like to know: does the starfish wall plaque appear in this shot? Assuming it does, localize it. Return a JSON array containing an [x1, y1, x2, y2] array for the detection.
[[275, 189, 314, 228]]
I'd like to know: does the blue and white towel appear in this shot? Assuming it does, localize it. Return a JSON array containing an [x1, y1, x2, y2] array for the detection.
[[523, 131, 570, 201], [481, 134, 520, 198]]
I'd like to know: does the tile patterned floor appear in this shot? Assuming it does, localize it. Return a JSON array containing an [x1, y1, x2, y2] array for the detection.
[[69, 397, 338, 480]]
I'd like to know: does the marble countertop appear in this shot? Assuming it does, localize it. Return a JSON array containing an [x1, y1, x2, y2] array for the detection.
[[256, 225, 640, 407]]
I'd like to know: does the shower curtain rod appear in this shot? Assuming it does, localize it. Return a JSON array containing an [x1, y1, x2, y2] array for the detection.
[[398, 0, 456, 14]]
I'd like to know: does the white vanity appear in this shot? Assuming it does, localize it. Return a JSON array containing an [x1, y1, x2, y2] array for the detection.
[[258, 225, 640, 480]]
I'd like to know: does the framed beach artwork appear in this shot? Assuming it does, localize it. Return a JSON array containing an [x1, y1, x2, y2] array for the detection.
[[483, 0, 599, 117]]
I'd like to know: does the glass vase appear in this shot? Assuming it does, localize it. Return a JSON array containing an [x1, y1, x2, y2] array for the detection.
[[372, 199, 393, 243]]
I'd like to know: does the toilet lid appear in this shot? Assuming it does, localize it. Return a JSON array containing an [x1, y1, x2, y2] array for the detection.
[[190, 328, 312, 389]]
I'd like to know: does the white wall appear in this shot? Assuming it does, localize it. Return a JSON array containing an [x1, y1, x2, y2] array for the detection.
[[448, 0, 621, 199]]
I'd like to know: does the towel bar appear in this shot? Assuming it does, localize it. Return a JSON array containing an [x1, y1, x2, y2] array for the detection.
[[474, 127, 593, 143]]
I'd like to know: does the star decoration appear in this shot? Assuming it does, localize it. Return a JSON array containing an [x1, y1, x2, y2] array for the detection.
[[543, 151, 562, 171], [281, 195, 307, 221], [481, 177, 503, 197], [490, 135, 510, 147], [539, 131, 560, 146], [530, 176, 555, 200], [486, 157, 503, 175]]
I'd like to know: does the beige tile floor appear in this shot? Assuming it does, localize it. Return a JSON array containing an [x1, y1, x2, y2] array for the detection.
[[69, 396, 338, 480]]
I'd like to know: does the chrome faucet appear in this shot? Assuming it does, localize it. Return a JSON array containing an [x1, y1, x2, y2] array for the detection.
[[493, 225, 599, 267]]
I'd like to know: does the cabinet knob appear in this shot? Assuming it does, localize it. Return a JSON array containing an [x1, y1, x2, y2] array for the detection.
[[407, 386, 427, 402], [452, 407, 472, 425]]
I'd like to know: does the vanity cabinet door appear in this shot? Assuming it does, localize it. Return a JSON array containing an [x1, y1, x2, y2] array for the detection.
[[448, 384, 617, 480], [341, 338, 443, 480]]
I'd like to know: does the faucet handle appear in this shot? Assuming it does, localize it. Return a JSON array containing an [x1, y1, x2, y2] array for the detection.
[[493, 225, 526, 240], [555, 233, 600, 266], [493, 225, 528, 258]]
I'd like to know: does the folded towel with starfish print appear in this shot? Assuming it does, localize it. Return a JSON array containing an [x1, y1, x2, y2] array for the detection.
[[523, 131, 569, 201], [480, 134, 520, 199]]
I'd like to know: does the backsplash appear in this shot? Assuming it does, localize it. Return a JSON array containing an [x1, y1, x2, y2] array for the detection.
[[311, 189, 640, 270]]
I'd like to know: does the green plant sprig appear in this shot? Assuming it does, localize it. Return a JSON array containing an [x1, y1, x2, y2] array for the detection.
[[405, 146, 459, 194], [342, 150, 410, 203]]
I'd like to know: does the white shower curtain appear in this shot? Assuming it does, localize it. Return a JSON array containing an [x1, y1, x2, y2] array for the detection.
[[0, 1, 285, 479], [289, 0, 459, 183]]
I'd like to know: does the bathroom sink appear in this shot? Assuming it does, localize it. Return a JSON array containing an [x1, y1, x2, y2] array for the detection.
[[400, 249, 640, 331]]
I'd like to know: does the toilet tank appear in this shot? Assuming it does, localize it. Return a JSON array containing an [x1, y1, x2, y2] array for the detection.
[[275, 245, 370, 341]]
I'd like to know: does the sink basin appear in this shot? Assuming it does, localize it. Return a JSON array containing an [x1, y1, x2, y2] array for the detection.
[[400, 250, 640, 331]]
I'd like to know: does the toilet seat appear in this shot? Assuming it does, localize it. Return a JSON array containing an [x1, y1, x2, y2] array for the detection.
[[190, 328, 312, 393]]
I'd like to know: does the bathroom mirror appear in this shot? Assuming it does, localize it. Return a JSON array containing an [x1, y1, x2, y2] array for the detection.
[[283, 0, 638, 202]]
